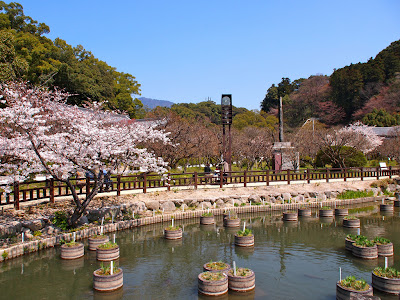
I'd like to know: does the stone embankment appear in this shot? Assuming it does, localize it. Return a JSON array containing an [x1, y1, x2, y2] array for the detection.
[[0, 178, 399, 261]]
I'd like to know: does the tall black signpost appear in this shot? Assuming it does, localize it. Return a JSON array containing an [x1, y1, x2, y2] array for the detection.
[[221, 94, 232, 172]]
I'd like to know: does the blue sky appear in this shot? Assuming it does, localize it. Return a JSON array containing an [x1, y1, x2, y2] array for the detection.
[[14, 0, 400, 110]]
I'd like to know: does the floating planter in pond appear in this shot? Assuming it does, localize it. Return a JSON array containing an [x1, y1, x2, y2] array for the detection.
[[298, 207, 311, 217], [60, 241, 84, 260], [203, 261, 231, 273], [372, 267, 400, 295], [227, 266, 255, 292], [343, 216, 360, 228], [335, 208, 348, 216], [164, 225, 183, 240], [198, 271, 228, 296], [336, 275, 373, 300], [234, 228, 254, 247], [283, 212, 298, 222], [200, 212, 215, 225], [223, 211, 240, 227], [374, 237, 394, 257], [380, 203, 394, 212], [93, 261, 123, 292], [96, 242, 120, 261], [89, 234, 109, 251], [319, 207, 334, 217], [345, 234, 362, 251], [352, 237, 378, 259]]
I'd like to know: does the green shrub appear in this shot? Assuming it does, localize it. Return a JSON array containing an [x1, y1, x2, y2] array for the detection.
[[337, 190, 374, 199], [52, 211, 69, 231], [315, 146, 367, 168]]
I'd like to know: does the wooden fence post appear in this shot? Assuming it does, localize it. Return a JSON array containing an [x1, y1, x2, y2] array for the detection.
[[49, 178, 55, 203], [376, 167, 380, 180], [143, 173, 147, 193], [307, 168, 310, 184], [244, 170, 247, 187], [326, 168, 329, 183], [13, 182, 19, 210], [167, 173, 171, 191], [287, 170, 290, 184], [117, 175, 121, 196], [266, 170, 270, 186], [219, 170, 223, 188], [194, 172, 198, 189], [360, 167, 364, 181], [86, 176, 90, 197], [343, 168, 347, 182], [389, 166, 392, 179]]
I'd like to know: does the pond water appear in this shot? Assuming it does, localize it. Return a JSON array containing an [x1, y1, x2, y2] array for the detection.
[[0, 203, 399, 300]]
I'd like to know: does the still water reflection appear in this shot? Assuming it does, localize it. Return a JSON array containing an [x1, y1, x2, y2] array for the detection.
[[0, 204, 399, 299]]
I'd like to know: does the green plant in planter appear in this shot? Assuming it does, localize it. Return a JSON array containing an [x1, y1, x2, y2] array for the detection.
[[320, 206, 332, 210], [64, 241, 79, 247], [225, 211, 238, 219], [339, 275, 369, 291], [165, 225, 181, 231], [343, 216, 359, 220], [354, 238, 375, 247], [373, 237, 391, 245], [236, 228, 253, 237], [96, 262, 120, 276], [205, 261, 228, 270], [373, 267, 400, 279], [91, 234, 106, 239], [201, 271, 225, 281], [201, 212, 213, 217], [228, 267, 252, 277], [97, 242, 118, 249]]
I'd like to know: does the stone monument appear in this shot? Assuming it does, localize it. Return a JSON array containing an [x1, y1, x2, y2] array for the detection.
[[273, 97, 299, 171]]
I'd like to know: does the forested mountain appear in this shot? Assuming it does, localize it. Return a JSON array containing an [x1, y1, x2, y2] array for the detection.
[[139, 97, 174, 109], [261, 40, 400, 127], [0, 1, 144, 118]]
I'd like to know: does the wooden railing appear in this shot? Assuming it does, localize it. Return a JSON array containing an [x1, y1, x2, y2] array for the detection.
[[1, 166, 399, 209]]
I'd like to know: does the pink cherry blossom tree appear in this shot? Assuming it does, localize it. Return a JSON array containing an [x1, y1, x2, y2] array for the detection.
[[0, 81, 169, 226]]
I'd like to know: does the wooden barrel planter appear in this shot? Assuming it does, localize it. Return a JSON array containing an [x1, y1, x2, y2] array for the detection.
[[345, 237, 355, 251], [223, 218, 241, 227], [96, 243, 120, 261], [352, 243, 378, 259], [93, 268, 123, 292], [372, 268, 400, 295], [319, 208, 334, 217], [60, 242, 84, 260], [335, 208, 349, 216], [336, 281, 373, 300], [380, 204, 394, 212], [234, 234, 254, 247], [198, 272, 228, 296], [203, 261, 231, 273], [394, 200, 400, 207], [164, 227, 183, 240], [227, 268, 255, 292], [200, 215, 215, 225], [298, 208, 311, 217], [343, 217, 360, 228], [88, 235, 109, 251], [374, 237, 394, 257], [283, 212, 298, 222]]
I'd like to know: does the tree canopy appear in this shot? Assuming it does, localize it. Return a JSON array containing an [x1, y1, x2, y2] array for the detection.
[[0, 2, 143, 118]]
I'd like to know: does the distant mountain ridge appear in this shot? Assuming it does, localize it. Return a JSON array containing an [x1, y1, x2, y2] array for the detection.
[[139, 97, 174, 109]]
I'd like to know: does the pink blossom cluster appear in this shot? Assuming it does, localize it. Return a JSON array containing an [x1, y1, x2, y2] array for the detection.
[[0, 82, 170, 191]]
